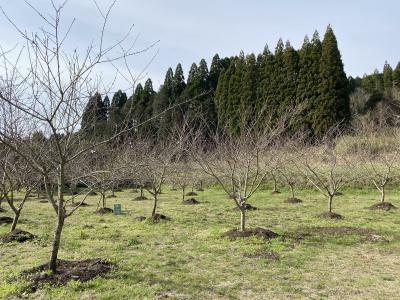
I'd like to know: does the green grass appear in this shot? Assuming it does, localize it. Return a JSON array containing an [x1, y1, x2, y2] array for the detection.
[[1, 186, 400, 299]]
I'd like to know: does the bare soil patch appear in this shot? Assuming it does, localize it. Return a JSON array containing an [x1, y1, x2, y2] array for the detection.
[[134, 196, 148, 201], [39, 200, 48, 203], [369, 202, 397, 211], [244, 250, 280, 260], [292, 226, 387, 242], [0, 216, 13, 225], [70, 202, 90, 207], [222, 227, 279, 240], [271, 191, 281, 195], [0, 229, 35, 243], [96, 207, 113, 214], [88, 191, 97, 196], [151, 213, 170, 223], [233, 203, 258, 211], [284, 197, 303, 204], [21, 259, 114, 288], [107, 195, 117, 198], [318, 212, 344, 220], [183, 198, 201, 205]]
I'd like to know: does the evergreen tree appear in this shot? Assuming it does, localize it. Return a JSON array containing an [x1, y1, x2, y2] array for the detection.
[[314, 25, 350, 135], [240, 53, 257, 127], [296, 32, 322, 132], [209, 54, 222, 90], [383, 61, 393, 91], [282, 41, 299, 111], [393, 62, 400, 88], [81, 93, 105, 133]]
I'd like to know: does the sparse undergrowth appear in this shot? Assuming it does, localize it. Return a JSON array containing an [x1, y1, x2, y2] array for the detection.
[[0, 187, 399, 299]]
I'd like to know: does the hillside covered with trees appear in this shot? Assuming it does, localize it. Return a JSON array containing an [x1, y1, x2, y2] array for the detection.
[[82, 25, 400, 139]]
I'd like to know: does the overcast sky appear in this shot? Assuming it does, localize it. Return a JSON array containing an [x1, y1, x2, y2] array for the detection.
[[0, 0, 399, 91]]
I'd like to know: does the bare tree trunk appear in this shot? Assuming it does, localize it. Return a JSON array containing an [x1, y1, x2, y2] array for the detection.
[[10, 210, 20, 232], [191, 186, 194, 193], [240, 208, 246, 232], [273, 175, 278, 192], [50, 165, 66, 272], [328, 194, 333, 213], [290, 185, 295, 198], [182, 186, 185, 202], [151, 193, 158, 217], [112, 186, 115, 197], [140, 186, 144, 198], [381, 186, 385, 203], [102, 193, 106, 208], [200, 180, 203, 190]]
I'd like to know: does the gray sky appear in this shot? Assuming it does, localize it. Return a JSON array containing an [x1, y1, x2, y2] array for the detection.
[[0, 0, 399, 91]]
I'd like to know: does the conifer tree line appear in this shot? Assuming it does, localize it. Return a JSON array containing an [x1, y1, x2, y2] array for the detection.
[[81, 25, 400, 140]]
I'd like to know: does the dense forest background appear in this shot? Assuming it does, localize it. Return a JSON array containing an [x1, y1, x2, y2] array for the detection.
[[81, 26, 400, 139]]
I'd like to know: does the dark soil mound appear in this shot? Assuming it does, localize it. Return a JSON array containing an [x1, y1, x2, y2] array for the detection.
[[170, 188, 177, 191], [233, 203, 258, 211], [0, 216, 13, 225], [96, 207, 113, 214], [0, 230, 35, 243], [197, 188, 204, 192], [21, 259, 114, 287], [369, 202, 397, 211], [88, 191, 97, 196], [186, 191, 198, 196], [106, 195, 117, 198], [244, 250, 280, 260], [134, 196, 148, 201], [135, 216, 146, 222], [334, 191, 344, 196], [70, 202, 90, 207], [318, 212, 344, 220], [222, 227, 279, 240], [151, 213, 170, 223], [39, 200, 48, 203], [284, 197, 303, 204], [183, 198, 200, 205], [271, 190, 281, 195]]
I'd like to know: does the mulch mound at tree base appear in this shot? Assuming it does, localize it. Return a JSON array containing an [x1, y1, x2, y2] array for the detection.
[[271, 191, 281, 195], [39, 200, 48, 203], [106, 195, 117, 198], [96, 208, 113, 214], [135, 216, 147, 222], [134, 196, 148, 201], [197, 188, 204, 192], [334, 192, 344, 196], [318, 212, 344, 220], [0, 216, 13, 225], [185, 192, 198, 196], [88, 191, 97, 196], [284, 197, 303, 204], [244, 250, 280, 260], [21, 259, 114, 288], [0, 230, 35, 243], [369, 202, 397, 211], [70, 202, 90, 207], [233, 204, 258, 211], [183, 198, 201, 205], [170, 188, 177, 191], [150, 213, 171, 223], [222, 227, 279, 240]]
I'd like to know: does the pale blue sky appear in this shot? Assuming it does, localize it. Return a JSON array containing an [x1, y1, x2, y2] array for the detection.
[[0, 0, 399, 90]]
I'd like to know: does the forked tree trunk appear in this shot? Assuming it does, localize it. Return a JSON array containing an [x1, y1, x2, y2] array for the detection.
[[380, 186, 385, 203], [50, 166, 66, 273], [151, 193, 158, 217], [240, 207, 246, 232]]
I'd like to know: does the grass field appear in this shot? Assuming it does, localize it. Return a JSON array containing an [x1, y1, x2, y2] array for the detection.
[[1, 186, 400, 299]]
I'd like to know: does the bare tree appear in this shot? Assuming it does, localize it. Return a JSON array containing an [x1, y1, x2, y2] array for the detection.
[[192, 128, 282, 232], [297, 136, 356, 219], [0, 1, 159, 272]]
